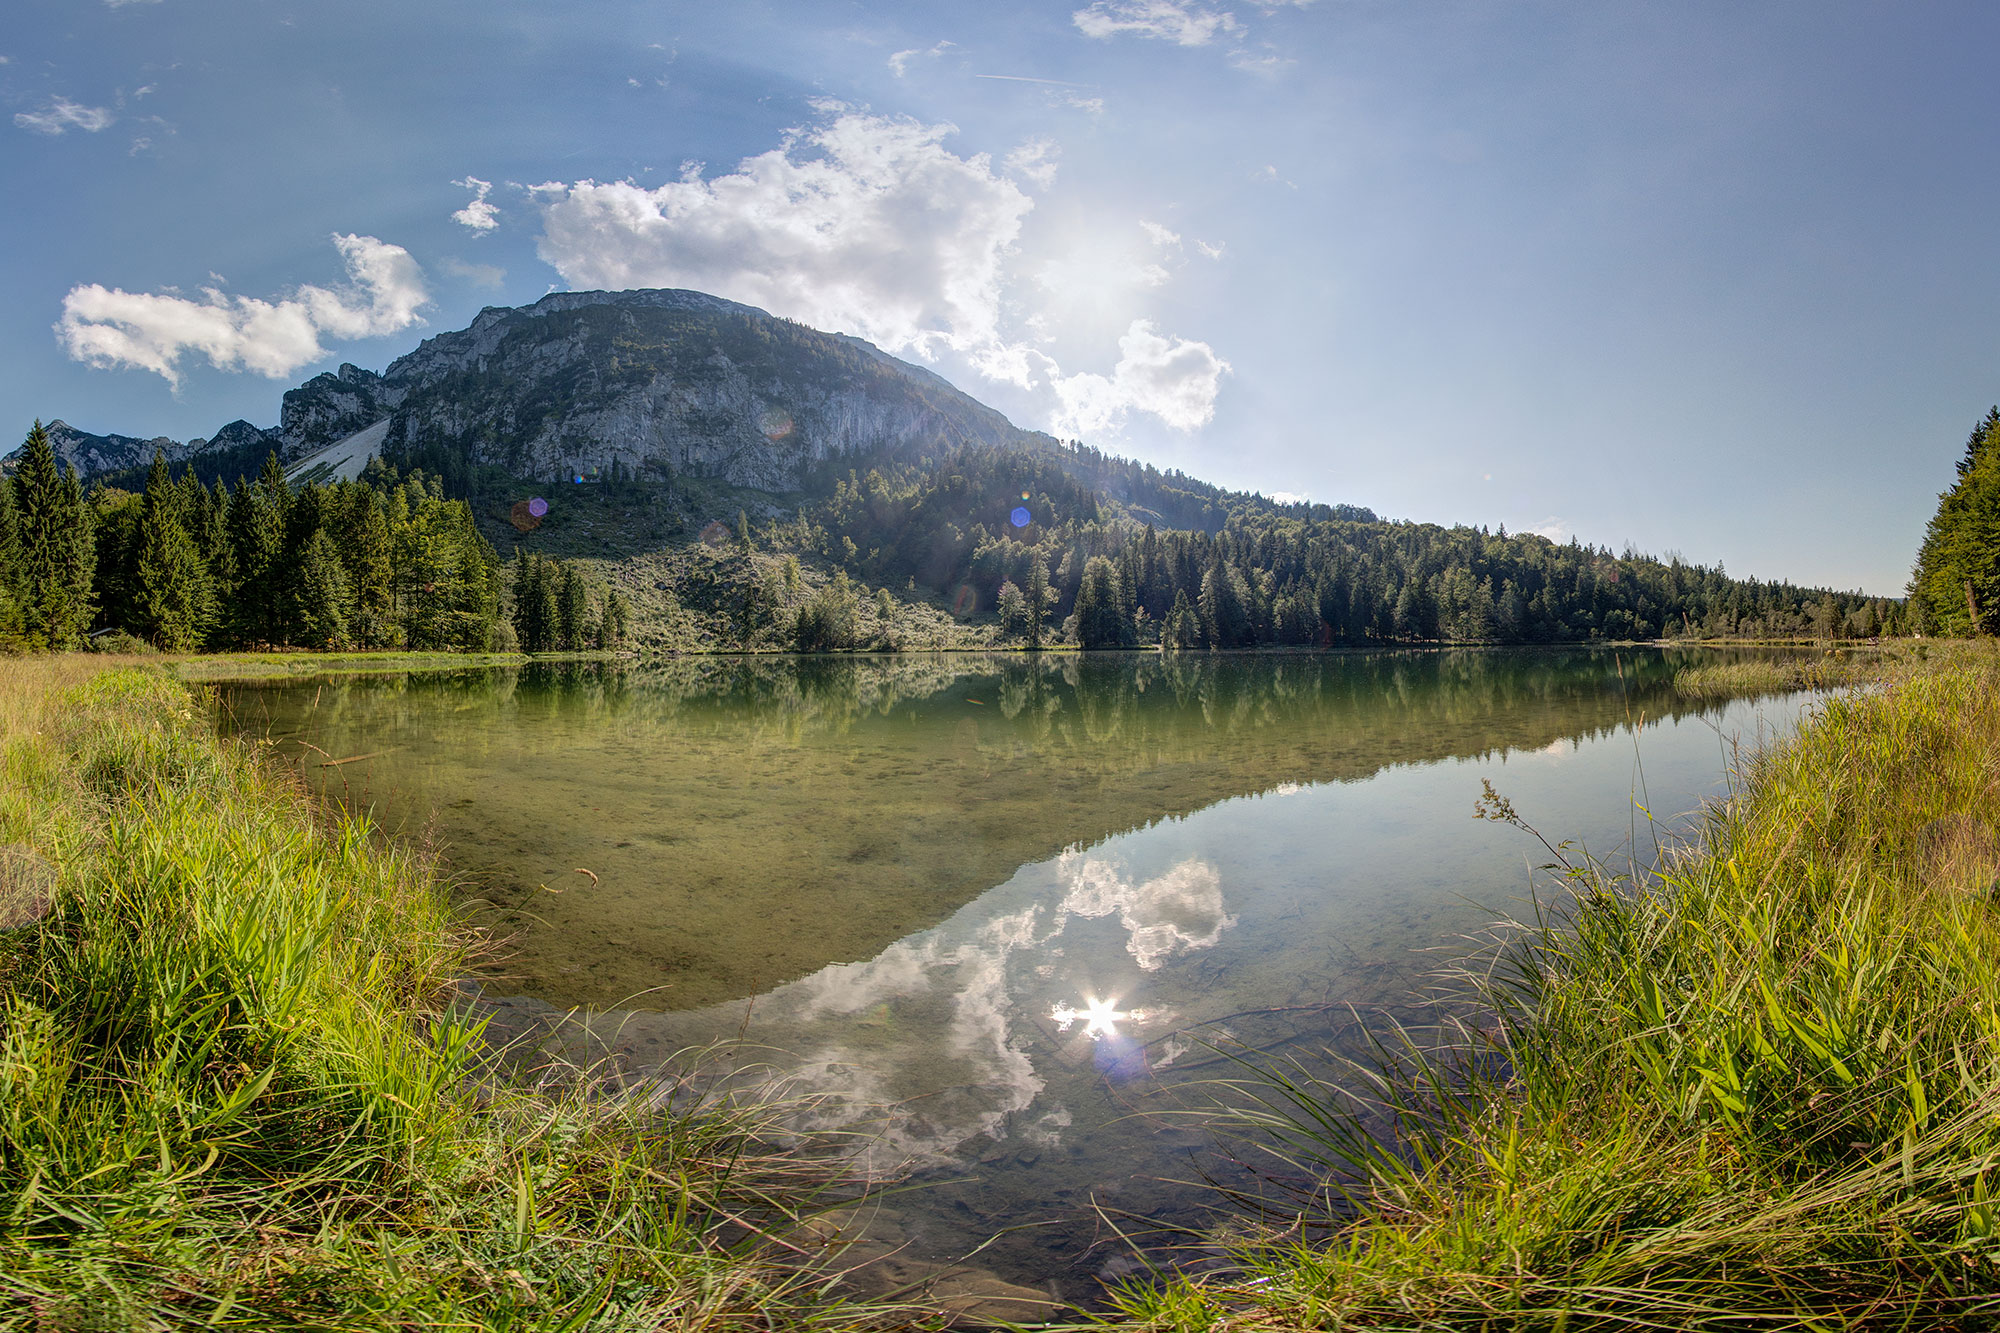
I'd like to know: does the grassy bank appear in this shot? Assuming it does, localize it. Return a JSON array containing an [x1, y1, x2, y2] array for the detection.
[[1109, 641, 2000, 1329], [0, 658, 919, 1330]]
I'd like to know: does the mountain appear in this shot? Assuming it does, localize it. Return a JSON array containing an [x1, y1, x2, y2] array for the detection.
[[12, 286, 1891, 650], [22, 289, 1049, 493]]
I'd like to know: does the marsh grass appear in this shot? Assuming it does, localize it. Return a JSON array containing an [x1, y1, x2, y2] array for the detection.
[[1106, 641, 2000, 1330], [0, 659, 932, 1330], [1671, 646, 1903, 700]]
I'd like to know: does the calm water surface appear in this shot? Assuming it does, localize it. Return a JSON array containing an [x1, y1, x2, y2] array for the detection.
[[221, 648, 1814, 1301]]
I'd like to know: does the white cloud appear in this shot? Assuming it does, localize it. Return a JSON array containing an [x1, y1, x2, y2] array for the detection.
[[1139, 219, 1181, 249], [452, 176, 499, 232], [15, 97, 115, 135], [1267, 490, 1308, 505], [1528, 517, 1573, 543], [889, 40, 954, 77], [104, 0, 162, 7], [57, 234, 429, 387], [535, 110, 1033, 365], [1051, 319, 1229, 435], [1227, 49, 1294, 75], [440, 256, 506, 289], [1196, 239, 1226, 259], [1004, 137, 1060, 190], [1060, 92, 1106, 114], [532, 107, 1228, 441], [1073, 0, 1242, 45]]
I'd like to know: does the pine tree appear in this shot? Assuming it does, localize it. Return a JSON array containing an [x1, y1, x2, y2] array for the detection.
[[11, 421, 93, 649], [135, 450, 215, 650]]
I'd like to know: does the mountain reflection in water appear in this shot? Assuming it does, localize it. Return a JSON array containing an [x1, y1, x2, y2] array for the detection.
[[221, 648, 1814, 1298]]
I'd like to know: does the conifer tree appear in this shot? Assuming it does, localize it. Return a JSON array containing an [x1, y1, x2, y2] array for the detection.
[[1911, 408, 2000, 635], [11, 421, 93, 648], [289, 527, 352, 649], [1024, 555, 1049, 651], [225, 467, 286, 646], [0, 480, 25, 649], [556, 561, 590, 650], [510, 551, 556, 652], [136, 450, 215, 650]]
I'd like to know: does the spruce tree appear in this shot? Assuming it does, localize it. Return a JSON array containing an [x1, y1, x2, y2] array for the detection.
[[135, 450, 215, 650], [1024, 555, 1049, 651], [556, 561, 590, 650], [1911, 408, 2000, 635], [0, 480, 25, 649], [289, 528, 352, 649], [11, 421, 93, 649]]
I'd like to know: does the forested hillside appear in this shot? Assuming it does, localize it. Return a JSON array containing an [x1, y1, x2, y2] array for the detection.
[[789, 440, 1898, 649], [0, 421, 515, 653]]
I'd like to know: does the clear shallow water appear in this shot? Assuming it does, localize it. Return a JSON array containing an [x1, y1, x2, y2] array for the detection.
[[220, 648, 1812, 1302]]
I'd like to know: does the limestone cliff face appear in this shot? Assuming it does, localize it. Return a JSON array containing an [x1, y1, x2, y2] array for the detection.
[[22, 288, 1046, 488], [370, 289, 1032, 489]]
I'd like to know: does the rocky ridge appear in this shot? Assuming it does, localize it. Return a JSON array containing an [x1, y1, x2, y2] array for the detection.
[[20, 289, 1051, 492]]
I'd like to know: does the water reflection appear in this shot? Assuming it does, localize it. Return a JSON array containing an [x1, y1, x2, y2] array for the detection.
[[220, 647, 1802, 1012], [219, 649, 1814, 1298]]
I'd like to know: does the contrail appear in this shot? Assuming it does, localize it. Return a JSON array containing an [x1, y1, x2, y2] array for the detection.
[[974, 73, 1095, 87]]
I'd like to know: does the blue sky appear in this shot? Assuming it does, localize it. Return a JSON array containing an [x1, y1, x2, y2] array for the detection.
[[6, 0, 1996, 596]]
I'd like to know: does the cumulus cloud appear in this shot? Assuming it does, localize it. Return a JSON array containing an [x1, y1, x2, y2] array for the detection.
[[452, 176, 499, 231], [530, 107, 1229, 439], [1004, 137, 1060, 189], [535, 110, 1033, 364], [1139, 219, 1181, 249], [1051, 319, 1230, 435], [57, 234, 429, 387], [1073, 0, 1242, 45], [15, 97, 115, 135], [1196, 238, 1226, 259]]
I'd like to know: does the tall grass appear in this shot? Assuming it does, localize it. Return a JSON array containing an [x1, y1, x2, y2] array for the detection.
[[1114, 643, 2000, 1329], [0, 660, 926, 1330]]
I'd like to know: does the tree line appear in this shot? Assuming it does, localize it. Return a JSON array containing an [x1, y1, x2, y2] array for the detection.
[[508, 550, 630, 653], [1910, 408, 2000, 634], [0, 420, 502, 653], [799, 444, 1899, 648]]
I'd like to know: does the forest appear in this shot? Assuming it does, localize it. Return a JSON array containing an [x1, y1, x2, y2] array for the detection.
[[0, 421, 517, 654], [793, 440, 1904, 649], [1909, 406, 2000, 634]]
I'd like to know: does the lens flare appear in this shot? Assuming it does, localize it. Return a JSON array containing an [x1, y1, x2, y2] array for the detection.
[[508, 500, 542, 532], [699, 520, 731, 548], [760, 407, 795, 441], [950, 583, 978, 618], [1010, 506, 1031, 529], [1051, 995, 1143, 1040], [528, 497, 549, 518]]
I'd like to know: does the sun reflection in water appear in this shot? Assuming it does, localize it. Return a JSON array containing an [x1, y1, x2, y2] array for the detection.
[[1050, 995, 1145, 1040]]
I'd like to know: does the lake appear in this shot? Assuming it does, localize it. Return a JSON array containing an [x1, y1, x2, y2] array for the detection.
[[219, 647, 1814, 1304]]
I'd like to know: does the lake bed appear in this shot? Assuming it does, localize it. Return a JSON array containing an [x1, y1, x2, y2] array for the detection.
[[220, 648, 1815, 1302]]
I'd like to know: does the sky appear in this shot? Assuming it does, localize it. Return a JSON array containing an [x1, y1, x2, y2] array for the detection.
[[5, 0, 1996, 597]]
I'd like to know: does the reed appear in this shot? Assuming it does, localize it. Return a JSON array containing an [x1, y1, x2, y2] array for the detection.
[[0, 659, 927, 1330], [1112, 641, 2000, 1329]]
